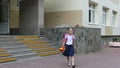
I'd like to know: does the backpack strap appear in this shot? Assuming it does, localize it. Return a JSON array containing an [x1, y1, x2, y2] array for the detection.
[[63, 34, 75, 44]]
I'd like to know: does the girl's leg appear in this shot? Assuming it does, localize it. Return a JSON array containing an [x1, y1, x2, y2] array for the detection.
[[67, 56, 70, 66], [71, 56, 75, 66], [71, 56, 75, 68]]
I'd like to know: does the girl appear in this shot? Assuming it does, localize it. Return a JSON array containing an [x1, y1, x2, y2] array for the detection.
[[62, 28, 76, 68]]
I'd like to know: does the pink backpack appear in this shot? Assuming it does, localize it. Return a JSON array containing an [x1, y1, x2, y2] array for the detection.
[[63, 34, 75, 43]]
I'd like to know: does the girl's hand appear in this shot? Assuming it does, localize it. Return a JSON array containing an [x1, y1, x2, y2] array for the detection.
[[62, 45, 65, 47]]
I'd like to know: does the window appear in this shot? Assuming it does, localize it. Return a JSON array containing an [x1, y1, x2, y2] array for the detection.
[[112, 11, 117, 26], [89, 4, 96, 23], [102, 7, 108, 25]]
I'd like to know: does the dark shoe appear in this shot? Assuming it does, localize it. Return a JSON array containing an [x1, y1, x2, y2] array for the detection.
[[72, 65, 75, 68]]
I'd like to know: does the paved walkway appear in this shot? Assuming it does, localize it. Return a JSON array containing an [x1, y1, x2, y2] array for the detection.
[[0, 47, 120, 68]]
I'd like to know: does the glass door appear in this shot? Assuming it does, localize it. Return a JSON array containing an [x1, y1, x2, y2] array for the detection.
[[0, 0, 9, 34]]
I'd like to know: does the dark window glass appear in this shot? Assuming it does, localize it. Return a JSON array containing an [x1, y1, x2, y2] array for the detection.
[[89, 10, 91, 22]]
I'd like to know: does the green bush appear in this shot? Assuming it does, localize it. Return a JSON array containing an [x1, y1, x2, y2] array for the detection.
[[113, 38, 120, 42]]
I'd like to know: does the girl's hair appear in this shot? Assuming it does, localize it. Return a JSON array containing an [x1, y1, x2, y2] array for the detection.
[[67, 27, 73, 31]]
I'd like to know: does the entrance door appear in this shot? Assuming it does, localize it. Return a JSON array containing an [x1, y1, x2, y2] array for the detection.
[[0, 0, 9, 34]]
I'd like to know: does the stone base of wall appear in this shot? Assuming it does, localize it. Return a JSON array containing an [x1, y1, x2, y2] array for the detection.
[[101, 35, 120, 46], [40, 27, 101, 54]]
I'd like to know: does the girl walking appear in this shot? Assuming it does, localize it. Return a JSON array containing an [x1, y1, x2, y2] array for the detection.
[[62, 28, 76, 68]]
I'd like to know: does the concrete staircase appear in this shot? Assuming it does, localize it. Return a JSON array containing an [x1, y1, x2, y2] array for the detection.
[[0, 35, 60, 63]]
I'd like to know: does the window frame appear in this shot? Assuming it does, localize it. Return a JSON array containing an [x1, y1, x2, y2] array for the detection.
[[112, 11, 117, 27], [102, 7, 108, 26], [89, 4, 96, 24]]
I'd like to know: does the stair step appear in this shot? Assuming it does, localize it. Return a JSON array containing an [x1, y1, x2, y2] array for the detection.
[[15, 54, 39, 60], [11, 53, 37, 57], [0, 58, 16, 63], [18, 38, 41, 40], [25, 44, 51, 46], [10, 50, 34, 56], [0, 53, 11, 57], [20, 40, 47, 44], [0, 44, 25, 47], [0, 42, 22, 45], [27, 45, 50, 48], [7, 49, 32, 53], [24, 43, 56, 47], [0, 38, 15, 40], [0, 40, 19, 42], [0, 36, 15, 39], [0, 48, 5, 52], [33, 48, 55, 52], [27, 46, 54, 49], [16, 36, 39, 39], [0, 43, 24, 46], [19, 39, 50, 42], [0, 35, 58, 63], [38, 51, 60, 57], [5, 46, 28, 50], [1, 45, 26, 49], [6, 47, 30, 52]]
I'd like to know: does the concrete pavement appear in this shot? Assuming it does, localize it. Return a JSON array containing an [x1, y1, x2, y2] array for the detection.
[[0, 47, 120, 68]]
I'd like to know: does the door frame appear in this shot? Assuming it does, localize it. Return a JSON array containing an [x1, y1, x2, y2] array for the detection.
[[0, 0, 10, 34]]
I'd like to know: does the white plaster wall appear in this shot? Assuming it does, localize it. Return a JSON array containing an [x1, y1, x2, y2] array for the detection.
[[82, 0, 120, 35]]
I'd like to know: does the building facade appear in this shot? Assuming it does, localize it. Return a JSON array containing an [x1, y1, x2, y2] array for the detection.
[[44, 0, 120, 35], [0, 0, 44, 35], [0, 0, 120, 35]]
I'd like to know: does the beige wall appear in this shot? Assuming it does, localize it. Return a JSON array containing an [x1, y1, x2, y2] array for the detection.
[[45, 10, 83, 27], [105, 26, 113, 35], [110, 0, 119, 4], [10, 10, 19, 28], [44, 0, 82, 12], [10, 0, 19, 28]]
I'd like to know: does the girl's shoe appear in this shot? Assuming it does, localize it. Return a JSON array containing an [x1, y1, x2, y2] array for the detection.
[[72, 65, 75, 68], [67, 63, 70, 67]]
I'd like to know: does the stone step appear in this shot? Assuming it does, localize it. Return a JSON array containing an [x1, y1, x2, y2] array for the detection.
[[0, 53, 11, 57], [11, 53, 37, 58], [0, 36, 15, 38], [1, 45, 26, 49], [10, 50, 34, 56], [0, 48, 5, 52], [38, 51, 60, 57], [0, 53, 39, 61], [15, 54, 39, 60], [0, 43, 24, 46], [0, 42, 23, 45], [0, 35, 57, 63], [17, 38, 41, 40], [20, 40, 48, 44], [25, 44, 50, 46], [0, 44, 25, 47], [0, 57, 16, 63], [28, 46, 55, 49], [27, 45, 54, 49], [0, 40, 19, 42], [5, 47, 30, 52], [16, 36, 39, 39], [24, 42, 56, 46], [32, 48, 56, 53]]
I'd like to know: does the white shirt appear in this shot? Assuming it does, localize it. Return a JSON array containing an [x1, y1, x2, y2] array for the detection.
[[65, 34, 75, 45]]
